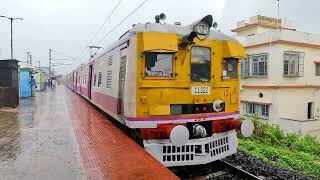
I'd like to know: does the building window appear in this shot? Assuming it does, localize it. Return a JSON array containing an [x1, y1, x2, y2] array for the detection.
[[145, 52, 173, 77], [93, 74, 97, 86], [250, 53, 268, 76], [240, 61, 245, 77], [240, 54, 267, 78], [261, 104, 269, 118], [223, 58, 238, 79], [283, 51, 304, 77], [106, 70, 112, 88], [308, 102, 314, 119], [240, 58, 250, 78], [190, 47, 211, 82], [242, 102, 270, 119], [247, 102, 255, 114], [315, 64, 320, 76], [98, 72, 102, 87]]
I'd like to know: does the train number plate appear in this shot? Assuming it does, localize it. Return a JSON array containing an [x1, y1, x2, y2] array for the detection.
[[191, 86, 210, 95]]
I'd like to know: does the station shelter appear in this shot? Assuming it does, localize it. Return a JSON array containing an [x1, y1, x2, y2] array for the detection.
[[19, 66, 33, 97]]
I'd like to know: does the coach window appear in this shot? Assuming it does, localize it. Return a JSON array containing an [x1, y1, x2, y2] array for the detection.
[[144, 52, 173, 77], [93, 73, 97, 86], [191, 47, 211, 82], [98, 72, 102, 87]]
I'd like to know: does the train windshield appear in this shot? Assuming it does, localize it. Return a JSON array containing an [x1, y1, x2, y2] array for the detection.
[[190, 47, 211, 82], [144, 52, 173, 77]]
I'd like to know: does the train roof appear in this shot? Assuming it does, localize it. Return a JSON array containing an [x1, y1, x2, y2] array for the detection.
[[128, 23, 238, 42], [86, 15, 239, 68]]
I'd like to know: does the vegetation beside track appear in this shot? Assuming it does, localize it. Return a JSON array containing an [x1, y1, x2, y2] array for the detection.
[[238, 117, 320, 178]]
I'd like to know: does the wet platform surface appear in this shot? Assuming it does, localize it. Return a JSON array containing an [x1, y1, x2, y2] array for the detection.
[[0, 86, 178, 180], [0, 88, 85, 180]]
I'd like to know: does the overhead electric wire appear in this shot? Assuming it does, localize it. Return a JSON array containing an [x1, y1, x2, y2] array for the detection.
[[77, 48, 90, 60], [89, 48, 101, 60], [51, 49, 76, 60], [87, 0, 123, 46], [76, 0, 122, 61], [96, 0, 149, 45], [76, 0, 149, 62]]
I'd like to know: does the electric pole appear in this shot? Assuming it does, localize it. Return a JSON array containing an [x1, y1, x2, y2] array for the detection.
[[29, 54, 32, 66], [49, 49, 52, 76], [277, 0, 281, 30], [25, 51, 31, 65], [0, 15, 23, 59]]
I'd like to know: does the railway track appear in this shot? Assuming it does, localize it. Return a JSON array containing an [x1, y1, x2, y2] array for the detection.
[[172, 160, 262, 180], [207, 160, 263, 180]]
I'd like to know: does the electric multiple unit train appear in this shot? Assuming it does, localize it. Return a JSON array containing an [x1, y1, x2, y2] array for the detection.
[[64, 14, 254, 167]]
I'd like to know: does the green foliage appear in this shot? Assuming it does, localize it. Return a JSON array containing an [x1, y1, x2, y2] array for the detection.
[[239, 117, 320, 178]]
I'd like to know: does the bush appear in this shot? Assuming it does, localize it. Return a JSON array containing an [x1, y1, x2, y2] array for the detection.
[[239, 117, 320, 178]]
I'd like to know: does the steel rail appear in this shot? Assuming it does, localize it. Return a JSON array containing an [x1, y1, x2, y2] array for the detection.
[[217, 160, 262, 180]]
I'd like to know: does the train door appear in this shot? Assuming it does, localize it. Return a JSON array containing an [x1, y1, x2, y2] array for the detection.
[[75, 71, 78, 92], [72, 72, 74, 90], [118, 48, 127, 115], [74, 71, 77, 91], [79, 68, 83, 95], [88, 65, 93, 99]]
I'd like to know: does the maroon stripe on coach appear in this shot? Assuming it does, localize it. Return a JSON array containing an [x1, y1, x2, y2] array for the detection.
[[92, 92, 119, 114]]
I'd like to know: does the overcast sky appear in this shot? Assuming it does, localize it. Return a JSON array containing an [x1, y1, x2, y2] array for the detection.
[[0, 0, 319, 74]]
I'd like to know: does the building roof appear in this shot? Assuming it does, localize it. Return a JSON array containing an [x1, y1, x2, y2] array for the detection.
[[90, 19, 239, 65], [130, 23, 238, 42], [231, 23, 295, 32], [236, 29, 320, 49], [232, 15, 295, 33]]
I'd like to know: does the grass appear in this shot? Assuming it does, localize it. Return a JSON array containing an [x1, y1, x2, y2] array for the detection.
[[238, 117, 320, 178]]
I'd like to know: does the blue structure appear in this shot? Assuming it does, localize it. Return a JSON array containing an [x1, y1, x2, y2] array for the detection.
[[19, 67, 32, 97]]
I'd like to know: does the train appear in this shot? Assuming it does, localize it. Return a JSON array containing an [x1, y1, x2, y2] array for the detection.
[[64, 14, 254, 167]]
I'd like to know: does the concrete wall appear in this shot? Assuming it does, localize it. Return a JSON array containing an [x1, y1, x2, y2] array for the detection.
[[240, 88, 320, 135], [236, 26, 273, 37]]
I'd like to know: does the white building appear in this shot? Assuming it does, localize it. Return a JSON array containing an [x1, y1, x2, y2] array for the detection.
[[233, 15, 320, 136], [32, 66, 50, 91]]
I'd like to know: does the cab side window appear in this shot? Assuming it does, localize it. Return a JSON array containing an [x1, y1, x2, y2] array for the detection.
[[223, 58, 238, 79]]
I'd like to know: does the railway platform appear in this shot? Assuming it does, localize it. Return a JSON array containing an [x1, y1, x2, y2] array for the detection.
[[0, 86, 178, 180]]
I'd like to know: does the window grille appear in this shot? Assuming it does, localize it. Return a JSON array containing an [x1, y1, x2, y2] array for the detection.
[[93, 74, 97, 86], [98, 72, 102, 87], [108, 56, 113, 66], [106, 71, 112, 88]]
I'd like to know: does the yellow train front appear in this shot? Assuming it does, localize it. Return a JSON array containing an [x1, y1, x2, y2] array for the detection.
[[129, 15, 254, 167]]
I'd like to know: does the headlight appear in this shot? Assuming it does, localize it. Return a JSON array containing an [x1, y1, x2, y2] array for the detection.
[[213, 99, 224, 112], [194, 22, 210, 40]]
